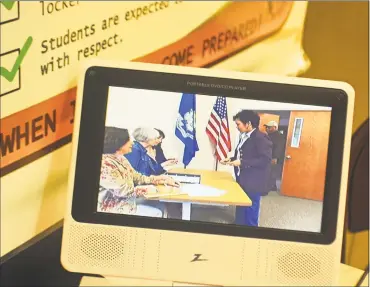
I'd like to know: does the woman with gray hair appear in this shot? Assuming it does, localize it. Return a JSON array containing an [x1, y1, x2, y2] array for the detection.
[[125, 127, 167, 176]]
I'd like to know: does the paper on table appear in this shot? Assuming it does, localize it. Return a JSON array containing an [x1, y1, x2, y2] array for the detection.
[[180, 184, 226, 197]]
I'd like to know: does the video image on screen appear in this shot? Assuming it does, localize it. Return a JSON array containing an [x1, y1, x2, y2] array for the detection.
[[98, 86, 332, 233]]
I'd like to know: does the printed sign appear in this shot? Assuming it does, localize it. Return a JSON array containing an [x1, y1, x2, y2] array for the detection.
[[1, 2, 293, 176]]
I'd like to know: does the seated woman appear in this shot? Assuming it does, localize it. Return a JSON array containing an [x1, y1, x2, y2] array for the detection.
[[148, 128, 178, 167], [125, 127, 168, 176], [98, 126, 179, 217]]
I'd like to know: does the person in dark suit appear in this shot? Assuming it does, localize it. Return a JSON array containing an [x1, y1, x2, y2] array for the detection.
[[220, 110, 272, 226], [264, 121, 285, 191]]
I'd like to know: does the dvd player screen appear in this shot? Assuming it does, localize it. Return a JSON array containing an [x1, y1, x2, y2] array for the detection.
[[97, 86, 332, 233]]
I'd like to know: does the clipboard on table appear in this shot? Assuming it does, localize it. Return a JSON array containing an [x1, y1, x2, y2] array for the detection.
[[166, 173, 201, 184]]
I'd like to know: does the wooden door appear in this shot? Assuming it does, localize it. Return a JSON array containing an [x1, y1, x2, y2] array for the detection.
[[280, 111, 331, 201], [258, 113, 280, 134]]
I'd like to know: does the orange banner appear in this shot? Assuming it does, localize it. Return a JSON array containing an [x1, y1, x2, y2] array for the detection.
[[135, 2, 293, 67], [1, 88, 76, 175]]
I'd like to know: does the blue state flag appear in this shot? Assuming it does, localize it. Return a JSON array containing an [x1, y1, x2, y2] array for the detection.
[[175, 93, 199, 167]]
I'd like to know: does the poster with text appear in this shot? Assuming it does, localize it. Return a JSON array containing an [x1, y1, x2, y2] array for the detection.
[[0, 1, 309, 258]]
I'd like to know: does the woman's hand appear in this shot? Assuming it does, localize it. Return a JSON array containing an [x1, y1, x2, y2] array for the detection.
[[152, 175, 180, 188], [220, 158, 231, 165], [168, 158, 179, 164], [161, 158, 179, 167], [229, 159, 241, 167], [163, 177, 180, 188]]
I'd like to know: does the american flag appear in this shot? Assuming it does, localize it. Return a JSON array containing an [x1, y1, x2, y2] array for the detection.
[[206, 96, 232, 160]]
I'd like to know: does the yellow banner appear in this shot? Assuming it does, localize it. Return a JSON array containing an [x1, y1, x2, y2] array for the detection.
[[0, 1, 309, 258], [1, 1, 295, 176]]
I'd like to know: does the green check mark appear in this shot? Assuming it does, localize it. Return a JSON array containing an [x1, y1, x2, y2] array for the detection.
[[0, 36, 33, 82], [1, 0, 16, 10]]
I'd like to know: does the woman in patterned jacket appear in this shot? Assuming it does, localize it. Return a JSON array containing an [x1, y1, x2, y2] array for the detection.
[[98, 126, 179, 216]]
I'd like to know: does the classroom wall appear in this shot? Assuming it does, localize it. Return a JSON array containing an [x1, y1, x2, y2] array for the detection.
[[106, 87, 331, 177]]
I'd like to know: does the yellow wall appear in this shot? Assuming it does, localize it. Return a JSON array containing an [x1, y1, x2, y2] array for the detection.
[[302, 2, 369, 270]]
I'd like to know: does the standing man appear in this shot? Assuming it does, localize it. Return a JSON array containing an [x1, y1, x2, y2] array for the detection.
[[264, 121, 285, 192], [220, 110, 272, 227]]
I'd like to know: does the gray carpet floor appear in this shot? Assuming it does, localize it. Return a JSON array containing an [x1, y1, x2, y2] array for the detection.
[[259, 191, 323, 232], [189, 190, 323, 233]]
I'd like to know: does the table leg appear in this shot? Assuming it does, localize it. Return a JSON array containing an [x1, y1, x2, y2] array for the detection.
[[182, 202, 191, 220]]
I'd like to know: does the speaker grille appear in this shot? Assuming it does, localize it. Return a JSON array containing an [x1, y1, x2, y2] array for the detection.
[[273, 242, 337, 286], [81, 234, 124, 261], [66, 223, 162, 275], [277, 252, 320, 280], [67, 224, 128, 269], [240, 240, 338, 286]]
